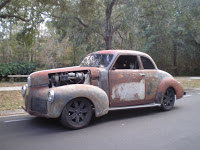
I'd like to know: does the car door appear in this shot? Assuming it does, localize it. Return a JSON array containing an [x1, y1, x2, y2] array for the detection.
[[140, 56, 159, 102], [109, 54, 146, 107]]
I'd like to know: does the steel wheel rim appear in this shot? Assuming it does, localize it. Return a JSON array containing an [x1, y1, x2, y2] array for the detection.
[[67, 99, 90, 125], [163, 89, 174, 107]]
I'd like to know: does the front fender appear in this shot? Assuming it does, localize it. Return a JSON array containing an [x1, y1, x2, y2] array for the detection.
[[49, 84, 109, 118], [156, 77, 184, 104]]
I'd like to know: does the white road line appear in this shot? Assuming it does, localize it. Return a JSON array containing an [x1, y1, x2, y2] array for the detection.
[[198, 93, 200, 95], [4, 118, 31, 123], [184, 95, 191, 97], [0, 113, 28, 118]]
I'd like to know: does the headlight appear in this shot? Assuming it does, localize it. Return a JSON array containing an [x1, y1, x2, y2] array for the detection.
[[48, 90, 55, 103], [27, 76, 31, 87], [21, 85, 27, 97]]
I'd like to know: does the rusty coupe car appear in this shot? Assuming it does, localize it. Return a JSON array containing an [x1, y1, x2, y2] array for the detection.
[[22, 50, 185, 129]]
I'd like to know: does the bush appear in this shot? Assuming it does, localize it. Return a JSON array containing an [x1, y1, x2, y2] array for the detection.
[[0, 62, 36, 77]]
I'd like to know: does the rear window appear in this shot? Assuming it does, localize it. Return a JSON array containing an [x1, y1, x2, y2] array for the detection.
[[141, 56, 155, 69]]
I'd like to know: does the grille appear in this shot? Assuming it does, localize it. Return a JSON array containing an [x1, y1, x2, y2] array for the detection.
[[31, 97, 47, 114], [25, 96, 28, 110]]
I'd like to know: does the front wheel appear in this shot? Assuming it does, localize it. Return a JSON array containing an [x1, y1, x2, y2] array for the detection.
[[161, 88, 175, 111], [60, 98, 92, 129]]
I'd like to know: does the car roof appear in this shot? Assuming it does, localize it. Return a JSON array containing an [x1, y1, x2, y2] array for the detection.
[[93, 50, 150, 57], [92, 50, 158, 69]]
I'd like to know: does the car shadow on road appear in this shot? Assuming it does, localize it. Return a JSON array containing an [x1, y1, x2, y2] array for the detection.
[[29, 117, 65, 130], [90, 106, 180, 126], [27, 106, 180, 133]]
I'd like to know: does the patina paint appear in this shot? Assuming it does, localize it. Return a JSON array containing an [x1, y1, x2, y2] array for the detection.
[[22, 50, 185, 120], [156, 77, 184, 103]]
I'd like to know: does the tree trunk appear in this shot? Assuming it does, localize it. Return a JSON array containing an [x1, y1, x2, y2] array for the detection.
[[105, 35, 112, 50], [9, 22, 12, 63], [1, 22, 5, 63], [73, 49, 76, 66], [173, 41, 178, 75], [105, 8, 112, 50], [104, 0, 117, 50], [31, 48, 33, 62]]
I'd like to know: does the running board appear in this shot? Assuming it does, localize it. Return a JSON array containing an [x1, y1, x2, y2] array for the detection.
[[109, 103, 161, 111]]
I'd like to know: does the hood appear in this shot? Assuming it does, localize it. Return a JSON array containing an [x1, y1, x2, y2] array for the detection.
[[29, 66, 100, 86]]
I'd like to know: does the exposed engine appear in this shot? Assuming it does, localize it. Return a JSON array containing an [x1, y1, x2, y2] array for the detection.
[[48, 70, 90, 88]]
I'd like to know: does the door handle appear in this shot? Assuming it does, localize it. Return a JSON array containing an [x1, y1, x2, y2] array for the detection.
[[140, 73, 145, 76]]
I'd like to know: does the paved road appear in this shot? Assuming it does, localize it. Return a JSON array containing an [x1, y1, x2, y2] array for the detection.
[[0, 90, 200, 150]]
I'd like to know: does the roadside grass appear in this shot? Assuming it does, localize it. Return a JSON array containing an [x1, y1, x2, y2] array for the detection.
[[0, 82, 26, 87], [0, 91, 24, 111], [175, 77, 200, 89]]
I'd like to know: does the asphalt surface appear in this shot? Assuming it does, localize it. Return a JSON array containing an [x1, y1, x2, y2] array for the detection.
[[0, 90, 200, 150]]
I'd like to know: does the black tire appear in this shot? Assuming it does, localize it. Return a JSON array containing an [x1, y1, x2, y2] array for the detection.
[[161, 88, 175, 111], [60, 98, 92, 129]]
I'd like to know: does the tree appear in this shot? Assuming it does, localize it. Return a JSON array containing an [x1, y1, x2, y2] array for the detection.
[[0, 0, 29, 21], [134, 0, 200, 75], [47, 0, 130, 50], [0, 0, 47, 63], [0, 0, 200, 76]]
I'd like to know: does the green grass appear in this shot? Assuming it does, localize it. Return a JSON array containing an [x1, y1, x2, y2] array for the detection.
[[175, 77, 200, 89]]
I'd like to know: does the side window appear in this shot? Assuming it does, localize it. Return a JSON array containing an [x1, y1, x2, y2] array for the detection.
[[113, 55, 139, 69], [141, 56, 155, 69]]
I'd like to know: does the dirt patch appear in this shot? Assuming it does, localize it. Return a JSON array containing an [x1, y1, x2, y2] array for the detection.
[[0, 91, 24, 111]]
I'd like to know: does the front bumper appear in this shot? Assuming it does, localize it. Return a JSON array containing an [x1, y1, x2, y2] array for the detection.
[[22, 85, 59, 118]]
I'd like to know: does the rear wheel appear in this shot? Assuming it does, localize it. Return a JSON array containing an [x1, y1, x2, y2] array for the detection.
[[60, 98, 92, 129], [161, 88, 175, 111]]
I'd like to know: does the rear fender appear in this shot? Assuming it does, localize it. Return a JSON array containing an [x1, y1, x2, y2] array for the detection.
[[49, 84, 109, 118], [156, 77, 184, 104]]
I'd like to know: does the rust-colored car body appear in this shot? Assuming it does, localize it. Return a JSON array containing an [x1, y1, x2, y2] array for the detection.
[[22, 50, 185, 119]]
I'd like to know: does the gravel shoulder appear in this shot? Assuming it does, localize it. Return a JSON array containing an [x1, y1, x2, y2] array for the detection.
[[0, 109, 27, 117], [0, 87, 21, 91]]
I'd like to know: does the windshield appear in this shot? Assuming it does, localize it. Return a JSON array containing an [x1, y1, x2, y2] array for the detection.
[[80, 54, 114, 68]]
